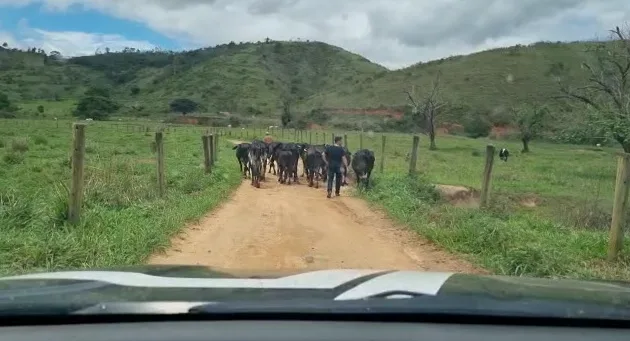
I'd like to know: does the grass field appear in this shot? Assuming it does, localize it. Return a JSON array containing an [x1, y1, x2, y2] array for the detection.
[[0, 119, 241, 276], [1, 120, 628, 280]]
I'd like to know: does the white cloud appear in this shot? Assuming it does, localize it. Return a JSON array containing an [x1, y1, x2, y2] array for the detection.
[[2, 0, 630, 68], [0, 18, 156, 56]]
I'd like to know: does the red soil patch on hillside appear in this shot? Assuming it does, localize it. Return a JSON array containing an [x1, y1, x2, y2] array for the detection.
[[490, 125, 519, 139]]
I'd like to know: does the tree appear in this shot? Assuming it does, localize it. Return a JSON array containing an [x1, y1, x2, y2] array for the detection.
[[1, 42, 7, 48], [73, 87, 120, 120], [169, 98, 198, 115], [557, 25, 630, 152], [404, 71, 444, 150], [306, 108, 330, 125], [0, 92, 17, 114], [37, 105, 44, 114], [510, 105, 548, 153], [280, 97, 293, 127], [463, 115, 492, 138]]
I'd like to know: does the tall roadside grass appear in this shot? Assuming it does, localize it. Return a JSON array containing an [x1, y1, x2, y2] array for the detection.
[[360, 174, 630, 280], [0, 119, 241, 275]]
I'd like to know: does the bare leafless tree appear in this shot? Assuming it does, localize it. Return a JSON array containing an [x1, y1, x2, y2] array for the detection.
[[404, 71, 445, 150], [557, 25, 630, 152]]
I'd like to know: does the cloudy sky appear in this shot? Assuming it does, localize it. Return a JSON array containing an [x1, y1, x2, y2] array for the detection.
[[0, 0, 629, 69]]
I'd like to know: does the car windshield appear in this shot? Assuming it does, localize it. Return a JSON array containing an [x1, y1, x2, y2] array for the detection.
[[1, 1, 630, 321]]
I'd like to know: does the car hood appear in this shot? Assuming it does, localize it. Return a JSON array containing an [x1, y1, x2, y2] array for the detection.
[[2, 265, 630, 307]]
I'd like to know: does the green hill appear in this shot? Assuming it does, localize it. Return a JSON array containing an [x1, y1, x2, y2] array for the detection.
[[1, 41, 386, 117], [0, 39, 607, 128], [305, 41, 594, 113]]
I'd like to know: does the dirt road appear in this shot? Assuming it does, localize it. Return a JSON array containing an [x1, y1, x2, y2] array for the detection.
[[150, 160, 482, 274]]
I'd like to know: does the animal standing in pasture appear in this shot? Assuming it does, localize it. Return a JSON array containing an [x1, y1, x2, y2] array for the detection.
[[499, 148, 509, 162]]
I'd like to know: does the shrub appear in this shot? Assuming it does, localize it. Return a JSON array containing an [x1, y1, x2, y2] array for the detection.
[[11, 138, 29, 152]]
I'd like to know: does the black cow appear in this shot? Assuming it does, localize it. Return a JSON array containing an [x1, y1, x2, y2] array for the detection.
[[295, 143, 309, 177], [305, 145, 326, 188], [248, 141, 266, 188], [267, 142, 283, 174], [341, 147, 352, 186], [351, 149, 375, 189], [278, 142, 301, 183], [499, 148, 509, 162], [277, 149, 297, 184], [232, 143, 251, 178], [251, 139, 269, 180], [307, 144, 327, 181]]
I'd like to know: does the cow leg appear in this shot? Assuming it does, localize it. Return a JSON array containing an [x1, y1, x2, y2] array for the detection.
[[279, 166, 285, 184]]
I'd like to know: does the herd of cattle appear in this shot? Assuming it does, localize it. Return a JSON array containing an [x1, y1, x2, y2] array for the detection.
[[232, 140, 375, 189]]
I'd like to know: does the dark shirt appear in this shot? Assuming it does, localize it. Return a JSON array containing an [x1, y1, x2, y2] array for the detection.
[[325, 144, 346, 168]]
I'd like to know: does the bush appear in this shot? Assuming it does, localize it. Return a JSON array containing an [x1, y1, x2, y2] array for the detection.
[[11, 138, 29, 152], [3, 152, 25, 164], [33, 136, 47, 145], [463, 115, 492, 138]]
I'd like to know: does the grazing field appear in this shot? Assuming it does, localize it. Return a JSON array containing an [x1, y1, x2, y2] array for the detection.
[[0, 119, 241, 276]]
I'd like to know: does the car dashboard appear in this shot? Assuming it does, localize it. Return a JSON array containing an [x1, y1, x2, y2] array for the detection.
[[1, 319, 628, 341]]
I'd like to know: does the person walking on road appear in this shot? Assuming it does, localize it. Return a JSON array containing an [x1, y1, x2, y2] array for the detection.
[[323, 136, 349, 198]]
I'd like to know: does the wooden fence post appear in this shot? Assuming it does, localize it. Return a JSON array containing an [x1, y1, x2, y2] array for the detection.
[[208, 134, 215, 166], [202, 135, 211, 173], [608, 152, 630, 260], [309, 131, 312, 144], [409, 135, 419, 175], [213, 133, 218, 162], [380, 135, 386, 173], [344, 134, 348, 149], [359, 133, 363, 149], [480, 144, 496, 208], [68, 123, 86, 225], [155, 131, 165, 197]]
